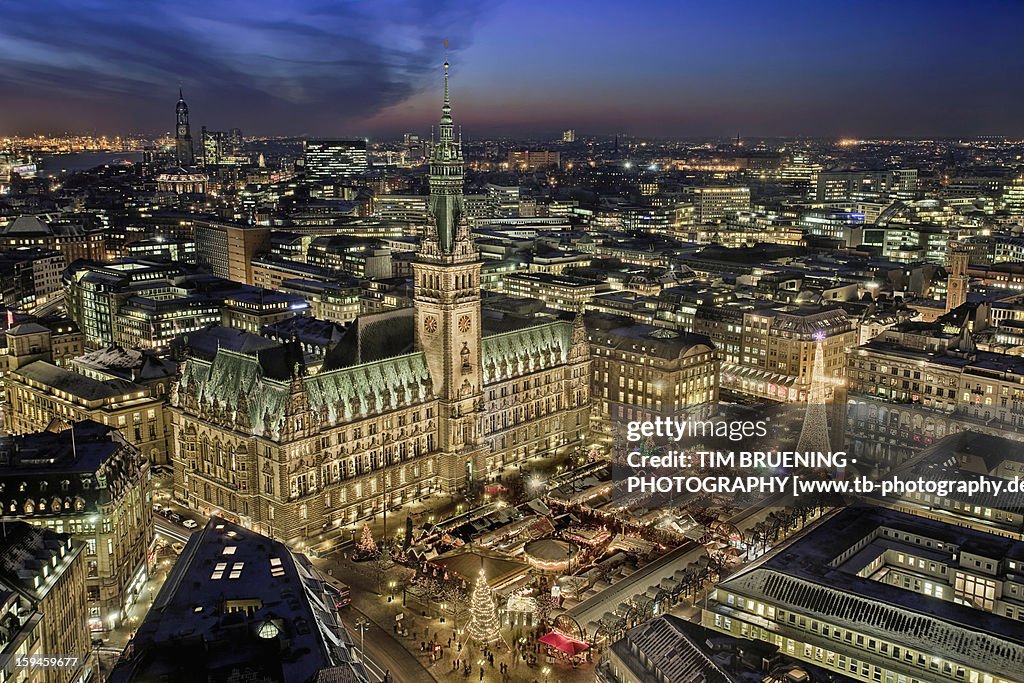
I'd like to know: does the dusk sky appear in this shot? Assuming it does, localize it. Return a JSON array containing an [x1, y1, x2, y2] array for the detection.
[[1, 0, 1022, 139]]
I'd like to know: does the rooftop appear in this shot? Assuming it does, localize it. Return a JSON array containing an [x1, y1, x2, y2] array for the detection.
[[718, 506, 1024, 673], [14, 361, 150, 402], [109, 518, 367, 683]]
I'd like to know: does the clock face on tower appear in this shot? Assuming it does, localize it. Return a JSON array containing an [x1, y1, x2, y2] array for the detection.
[[458, 314, 472, 334], [178, 126, 187, 136], [423, 315, 438, 334]]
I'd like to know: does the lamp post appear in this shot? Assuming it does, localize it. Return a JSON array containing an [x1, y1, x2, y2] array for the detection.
[[354, 617, 369, 662]]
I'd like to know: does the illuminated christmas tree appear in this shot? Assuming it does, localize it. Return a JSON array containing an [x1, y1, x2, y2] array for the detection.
[[796, 335, 833, 454], [356, 523, 377, 557], [466, 567, 502, 644]]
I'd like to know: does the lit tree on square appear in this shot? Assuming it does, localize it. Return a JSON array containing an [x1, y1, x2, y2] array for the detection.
[[356, 523, 377, 557], [466, 567, 502, 644]]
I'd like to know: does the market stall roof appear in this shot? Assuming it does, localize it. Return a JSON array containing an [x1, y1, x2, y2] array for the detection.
[[539, 631, 590, 655], [432, 548, 529, 587]]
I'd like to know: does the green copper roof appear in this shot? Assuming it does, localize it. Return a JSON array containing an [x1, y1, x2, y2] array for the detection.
[[306, 351, 431, 424], [179, 348, 432, 440], [180, 350, 290, 438], [482, 320, 573, 383]]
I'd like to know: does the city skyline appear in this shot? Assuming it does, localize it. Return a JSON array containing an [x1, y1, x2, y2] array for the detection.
[[4, 6, 1024, 683], [2, 0, 1024, 138]]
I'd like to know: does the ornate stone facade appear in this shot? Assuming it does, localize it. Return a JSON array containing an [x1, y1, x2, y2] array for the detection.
[[169, 66, 590, 543]]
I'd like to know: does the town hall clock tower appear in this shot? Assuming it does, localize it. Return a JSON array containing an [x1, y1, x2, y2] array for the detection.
[[413, 62, 485, 492]]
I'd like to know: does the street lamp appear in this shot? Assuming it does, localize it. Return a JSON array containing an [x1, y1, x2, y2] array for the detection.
[[354, 618, 369, 662], [388, 581, 395, 603]]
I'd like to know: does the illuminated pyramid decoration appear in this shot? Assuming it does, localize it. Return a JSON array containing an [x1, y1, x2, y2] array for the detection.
[[796, 335, 833, 454], [466, 567, 502, 644]]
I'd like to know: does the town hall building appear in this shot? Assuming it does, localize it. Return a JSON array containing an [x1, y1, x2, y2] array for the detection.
[[169, 64, 591, 543]]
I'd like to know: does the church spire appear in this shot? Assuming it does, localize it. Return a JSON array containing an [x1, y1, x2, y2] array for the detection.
[[175, 85, 194, 166]]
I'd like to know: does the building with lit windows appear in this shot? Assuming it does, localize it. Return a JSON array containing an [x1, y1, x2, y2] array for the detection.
[[219, 289, 309, 334], [798, 208, 867, 245], [64, 259, 190, 349], [169, 64, 591, 544], [303, 139, 369, 182], [4, 319, 84, 375], [4, 333, 172, 465], [508, 150, 561, 170], [371, 194, 429, 224], [815, 169, 917, 201], [193, 220, 271, 285], [860, 223, 950, 263], [0, 247, 65, 314], [155, 167, 208, 195], [0, 215, 107, 264], [0, 522, 90, 683], [689, 186, 751, 224], [0, 422, 151, 633], [695, 303, 854, 404], [847, 327, 1024, 468], [704, 506, 1024, 683], [278, 279, 361, 325], [586, 313, 718, 437], [864, 430, 1024, 540], [504, 272, 610, 312], [114, 293, 222, 350]]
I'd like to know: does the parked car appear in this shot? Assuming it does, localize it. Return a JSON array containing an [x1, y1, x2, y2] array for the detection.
[[182, 519, 198, 529], [169, 513, 182, 523]]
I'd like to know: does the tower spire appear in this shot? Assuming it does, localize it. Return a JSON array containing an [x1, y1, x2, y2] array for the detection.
[[423, 56, 465, 255], [175, 84, 194, 166], [443, 61, 450, 113]]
